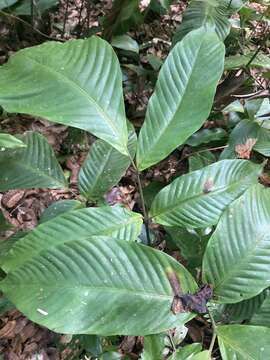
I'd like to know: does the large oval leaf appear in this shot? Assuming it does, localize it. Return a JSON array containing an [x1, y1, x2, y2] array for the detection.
[[2, 205, 143, 272], [0, 37, 128, 154], [150, 160, 261, 229], [0, 237, 197, 335], [136, 28, 225, 170], [203, 184, 270, 303], [0, 132, 66, 191], [172, 0, 232, 45], [79, 122, 137, 200], [217, 325, 270, 359]]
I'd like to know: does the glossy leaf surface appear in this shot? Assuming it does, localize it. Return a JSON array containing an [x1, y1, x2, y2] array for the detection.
[[217, 325, 270, 359], [79, 123, 137, 200], [0, 237, 197, 335], [0, 37, 128, 154], [136, 28, 225, 170], [203, 184, 270, 303], [0, 134, 26, 149], [150, 160, 261, 228], [2, 205, 143, 272], [0, 132, 66, 191]]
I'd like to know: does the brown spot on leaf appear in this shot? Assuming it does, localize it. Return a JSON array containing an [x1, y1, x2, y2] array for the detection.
[[235, 138, 257, 159], [166, 269, 182, 296], [203, 178, 214, 194]]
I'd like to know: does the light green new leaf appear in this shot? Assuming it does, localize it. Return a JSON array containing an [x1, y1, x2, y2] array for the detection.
[[0, 132, 66, 191], [0, 37, 128, 154], [250, 292, 270, 327], [0, 0, 17, 9], [217, 325, 270, 359], [136, 28, 225, 170], [0, 237, 197, 335], [0, 133, 26, 149], [223, 289, 269, 323], [172, 0, 232, 45], [141, 334, 165, 360], [2, 205, 143, 272], [150, 160, 261, 229], [203, 184, 270, 303], [79, 123, 137, 200]]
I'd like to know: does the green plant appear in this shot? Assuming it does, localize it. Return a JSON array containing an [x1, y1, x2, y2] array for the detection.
[[0, 1, 270, 358]]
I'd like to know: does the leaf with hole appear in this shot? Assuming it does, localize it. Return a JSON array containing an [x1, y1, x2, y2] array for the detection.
[[0, 236, 197, 335], [0, 37, 128, 154], [150, 160, 261, 229], [203, 184, 270, 303], [0, 132, 66, 191], [136, 28, 225, 170], [2, 205, 143, 272]]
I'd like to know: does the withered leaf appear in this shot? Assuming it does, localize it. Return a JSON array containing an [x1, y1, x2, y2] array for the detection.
[[235, 138, 257, 159]]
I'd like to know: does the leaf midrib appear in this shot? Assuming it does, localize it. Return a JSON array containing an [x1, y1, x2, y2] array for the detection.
[[4, 283, 173, 301], [218, 334, 255, 360], [214, 227, 270, 292], [151, 170, 256, 219], [24, 55, 122, 140], [143, 33, 205, 155]]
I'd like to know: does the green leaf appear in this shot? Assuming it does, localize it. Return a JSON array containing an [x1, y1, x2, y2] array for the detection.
[[0, 236, 197, 335], [0, 132, 66, 191], [168, 343, 202, 360], [39, 200, 84, 223], [189, 151, 216, 172], [0, 37, 128, 155], [111, 35, 139, 53], [136, 28, 225, 170], [141, 334, 165, 360], [186, 128, 227, 147], [172, 0, 234, 45], [254, 128, 270, 157], [250, 291, 270, 326], [217, 325, 270, 359], [0, 295, 14, 315], [13, 0, 58, 14], [0, 134, 26, 149], [222, 289, 269, 322], [224, 52, 270, 70], [150, 160, 261, 229], [0, 211, 13, 232], [0, 0, 17, 9], [2, 205, 143, 272], [0, 231, 26, 266], [203, 184, 270, 303], [79, 123, 137, 201], [103, 0, 142, 38], [166, 227, 209, 272]]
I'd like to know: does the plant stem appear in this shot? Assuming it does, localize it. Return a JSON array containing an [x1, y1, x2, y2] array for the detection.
[[0, 10, 65, 42], [130, 158, 151, 244], [208, 310, 217, 359]]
